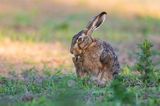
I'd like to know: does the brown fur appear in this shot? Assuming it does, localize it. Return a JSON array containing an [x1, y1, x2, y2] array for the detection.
[[70, 12, 120, 87]]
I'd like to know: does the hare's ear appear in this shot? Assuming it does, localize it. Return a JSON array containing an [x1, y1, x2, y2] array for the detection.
[[85, 12, 107, 35]]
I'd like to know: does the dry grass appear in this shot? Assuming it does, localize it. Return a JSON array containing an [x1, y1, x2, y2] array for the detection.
[[0, 40, 73, 76]]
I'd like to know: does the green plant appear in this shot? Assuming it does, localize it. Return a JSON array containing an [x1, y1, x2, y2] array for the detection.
[[110, 78, 136, 105], [136, 39, 157, 85]]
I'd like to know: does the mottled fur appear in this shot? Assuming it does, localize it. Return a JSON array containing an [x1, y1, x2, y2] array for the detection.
[[70, 12, 120, 87]]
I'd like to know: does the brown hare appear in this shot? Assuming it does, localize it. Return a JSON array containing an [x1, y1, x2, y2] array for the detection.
[[70, 12, 120, 87]]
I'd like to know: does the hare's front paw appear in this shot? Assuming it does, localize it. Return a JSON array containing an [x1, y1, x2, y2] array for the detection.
[[90, 76, 98, 84], [90, 76, 106, 87], [97, 79, 106, 87]]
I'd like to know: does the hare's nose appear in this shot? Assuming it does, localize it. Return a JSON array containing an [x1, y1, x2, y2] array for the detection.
[[70, 48, 73, 54]]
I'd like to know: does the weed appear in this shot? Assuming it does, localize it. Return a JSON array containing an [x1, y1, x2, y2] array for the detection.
[[136, 39, 157, 86]]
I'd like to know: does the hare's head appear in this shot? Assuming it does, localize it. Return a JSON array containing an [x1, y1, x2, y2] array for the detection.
[[70, 12, 107, 56]]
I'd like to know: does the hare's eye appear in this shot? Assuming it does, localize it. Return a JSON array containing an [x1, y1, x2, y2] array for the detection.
[[78, 37, 83, 42]]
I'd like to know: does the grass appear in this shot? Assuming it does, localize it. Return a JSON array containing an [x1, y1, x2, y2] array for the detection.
[[0, 40, 160, 106], [0, 11, 160, 43], [0, 67, 159, 106], [0, 1, 160, 105]]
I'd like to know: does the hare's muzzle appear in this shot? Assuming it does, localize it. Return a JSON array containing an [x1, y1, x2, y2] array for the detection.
[[70, 48, 73, 54]]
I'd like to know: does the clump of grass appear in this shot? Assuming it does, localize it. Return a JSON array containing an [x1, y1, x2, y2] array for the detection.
[[136, 39, 157, 86], [110, 78, 136, 105]]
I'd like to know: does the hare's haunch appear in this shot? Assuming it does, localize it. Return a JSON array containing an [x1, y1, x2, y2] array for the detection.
[[70, 12, 120, 87]]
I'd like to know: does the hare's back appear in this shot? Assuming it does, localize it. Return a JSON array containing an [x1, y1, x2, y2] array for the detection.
[[101, 41, 120, 75]]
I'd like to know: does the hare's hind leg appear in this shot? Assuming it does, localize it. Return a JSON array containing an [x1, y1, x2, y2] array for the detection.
[[97, 72, 112, 87], [97, 67, 113, 87]]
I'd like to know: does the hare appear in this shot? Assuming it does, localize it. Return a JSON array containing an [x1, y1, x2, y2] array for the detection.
[[70, 12, 120, 87]]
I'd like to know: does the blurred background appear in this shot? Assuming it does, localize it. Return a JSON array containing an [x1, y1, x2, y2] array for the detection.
[[0, 0, 160, 76]]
